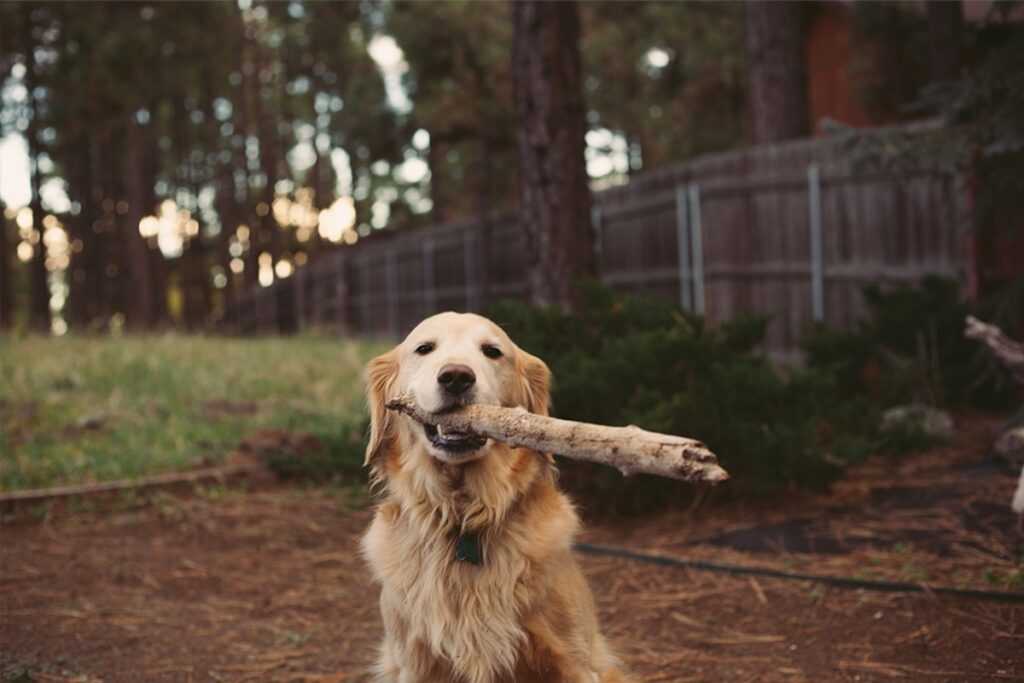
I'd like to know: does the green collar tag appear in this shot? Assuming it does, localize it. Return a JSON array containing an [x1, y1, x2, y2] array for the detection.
[[455, 532, 483, 566]]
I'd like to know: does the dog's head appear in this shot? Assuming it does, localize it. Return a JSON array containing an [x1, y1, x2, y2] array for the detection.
[[364, 312, 550, 471]]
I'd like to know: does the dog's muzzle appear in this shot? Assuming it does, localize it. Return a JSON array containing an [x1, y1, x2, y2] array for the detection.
[[423, 421, 486, 453]]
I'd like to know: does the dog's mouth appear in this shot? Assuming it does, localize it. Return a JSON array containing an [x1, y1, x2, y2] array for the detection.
[[423, 422, 487, 453]]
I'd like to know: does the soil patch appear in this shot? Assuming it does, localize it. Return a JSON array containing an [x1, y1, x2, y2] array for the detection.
[[2, 415, 1022, 682]]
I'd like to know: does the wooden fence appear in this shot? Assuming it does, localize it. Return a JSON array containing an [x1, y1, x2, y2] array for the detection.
[[224, 129, 969, 358]]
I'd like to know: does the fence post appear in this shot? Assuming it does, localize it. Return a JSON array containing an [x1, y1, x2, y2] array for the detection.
[[294, 268, 305, 331], [307, 266, 320, 328], [675, 185, 692, 311], [386, 247, 399, 338], [687, 183, 705, 316], [360, 255, 372, 337], [807, 163, 824, 322], [335, 254, 348, 334], [423, 236, 436, 316], [463, 229, 478, 311]]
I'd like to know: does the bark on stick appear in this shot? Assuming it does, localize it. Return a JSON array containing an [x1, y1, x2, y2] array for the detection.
[[385, 396, 728, 484]]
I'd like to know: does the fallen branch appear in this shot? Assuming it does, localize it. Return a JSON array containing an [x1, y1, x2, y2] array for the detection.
[[385, 396, 728, 484], [964, 315, 1024, 386], [0, 463, 266, 507]]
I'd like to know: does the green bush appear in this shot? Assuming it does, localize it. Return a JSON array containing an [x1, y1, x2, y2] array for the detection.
[[261, 416, 369, 481], [488, 284, 878, 514], [801, 275, 1019, 411]]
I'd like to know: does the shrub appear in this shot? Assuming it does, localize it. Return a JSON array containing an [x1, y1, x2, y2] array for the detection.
[[488, 283, 875, 514], [261, 415, 368, 481], [801, 275, 1019, 411]]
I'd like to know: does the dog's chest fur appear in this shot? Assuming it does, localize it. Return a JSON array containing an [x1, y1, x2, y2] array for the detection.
[[362, 449, 578, 683]]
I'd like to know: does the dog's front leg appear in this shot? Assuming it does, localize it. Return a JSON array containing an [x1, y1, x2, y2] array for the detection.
[[369, 636, 402, 683], [520, 616, 604, 683]]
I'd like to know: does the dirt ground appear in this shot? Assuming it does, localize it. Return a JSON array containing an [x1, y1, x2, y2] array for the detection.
[[2, 416, 1023, 682]]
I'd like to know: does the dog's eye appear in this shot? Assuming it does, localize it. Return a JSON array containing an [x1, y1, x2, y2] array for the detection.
[[481, 344, 503, 359], [415, 342, 435, 356]]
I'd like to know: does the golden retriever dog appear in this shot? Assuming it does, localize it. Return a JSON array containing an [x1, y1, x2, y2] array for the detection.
[[361, 312, 632, 683]]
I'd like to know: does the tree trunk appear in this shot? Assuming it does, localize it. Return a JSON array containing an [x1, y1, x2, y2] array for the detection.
[[512, 0, 595, 310], [142, 102, 169, 327], [256, 41, 283, 267], [63, 141, 91, 329], [123, 118, 157, 329], [22, 4, 50, 333], [926, 1, 964, 84], [0, 207, 11, 330], [26, 126, 50, 334], [84, 131, 107, 326], [239, 13, 262, 289], [176, 95, 211, 330], [745, 1, 808, 143]]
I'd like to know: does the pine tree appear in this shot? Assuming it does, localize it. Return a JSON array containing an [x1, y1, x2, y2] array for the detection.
[[745, 1, 808, 143], [511, 0, 595, 309]]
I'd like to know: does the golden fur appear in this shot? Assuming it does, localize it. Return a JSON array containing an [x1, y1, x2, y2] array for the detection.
[[361, 313, 632, 683]]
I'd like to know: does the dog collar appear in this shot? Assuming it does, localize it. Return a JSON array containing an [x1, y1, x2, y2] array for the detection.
[[455, 531, 483, 566]]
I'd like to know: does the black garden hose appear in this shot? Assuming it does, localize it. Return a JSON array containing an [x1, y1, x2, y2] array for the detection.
[[574, 542, 1024, 604]]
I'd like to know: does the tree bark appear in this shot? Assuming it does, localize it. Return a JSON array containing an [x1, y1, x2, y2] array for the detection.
[[745, 0, 808, 143], [83, 132, 107, 326], [177, 98, 211, 330], [142, 102, 169, 327], [63, 141, 91, 329], [0, 206, 11, 330], [512, 0, 595, 310], [123, 118, 157, 329], [22, 3, 50, 333], [386, 396, 728, 484], [255, 36, 283, 268], [926, 1, 963, 84], [237, 5, 261, 290]]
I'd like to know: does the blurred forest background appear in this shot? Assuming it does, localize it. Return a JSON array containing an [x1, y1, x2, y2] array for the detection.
[[1, 0, 1021, 334]]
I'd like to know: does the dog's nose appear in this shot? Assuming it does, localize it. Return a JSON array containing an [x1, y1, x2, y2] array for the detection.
[[438, 364, 475, 396]]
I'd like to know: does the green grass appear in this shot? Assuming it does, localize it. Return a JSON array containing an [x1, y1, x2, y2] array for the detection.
[[0, 334, 382, 491]]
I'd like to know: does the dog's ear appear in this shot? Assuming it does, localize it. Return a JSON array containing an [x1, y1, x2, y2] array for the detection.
[[365, 349, 399, 468], [516, 348, 551, 416]]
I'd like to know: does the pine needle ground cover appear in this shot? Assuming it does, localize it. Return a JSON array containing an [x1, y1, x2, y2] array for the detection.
[[0, 335, 379, 491]]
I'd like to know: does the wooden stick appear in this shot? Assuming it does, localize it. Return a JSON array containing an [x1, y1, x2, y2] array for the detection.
[[385, 396, 729, 484], [965, 315, 1024, 386]]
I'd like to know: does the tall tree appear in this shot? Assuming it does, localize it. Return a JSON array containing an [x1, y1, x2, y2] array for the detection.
[[20, 3, 50, 332], [123, 118, 157, 329], [0, 7, 14, 330], [0, 209, 10, 330], [745, 0, 808, 143], [511, 0, 595, 309]]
